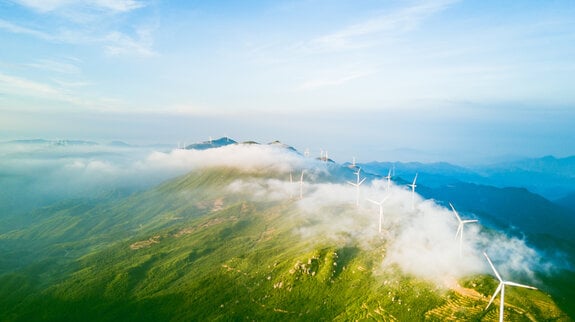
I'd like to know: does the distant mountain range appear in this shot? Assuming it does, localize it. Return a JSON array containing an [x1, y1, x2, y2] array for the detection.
[[359, 155, 575, 201]]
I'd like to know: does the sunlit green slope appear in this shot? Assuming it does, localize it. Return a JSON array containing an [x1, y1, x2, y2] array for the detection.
[[0, 166, 570, 321]]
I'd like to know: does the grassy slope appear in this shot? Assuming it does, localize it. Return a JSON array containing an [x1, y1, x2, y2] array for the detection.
[[0, 167, 571, 321]]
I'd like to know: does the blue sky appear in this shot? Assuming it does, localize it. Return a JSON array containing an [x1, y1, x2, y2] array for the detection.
[[1, 0, 574, 164]]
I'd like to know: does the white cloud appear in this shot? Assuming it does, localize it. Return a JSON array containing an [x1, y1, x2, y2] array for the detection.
[[0, 72, 109, 108], [298, 70, 374, 91], [0, 72, 63, 97], [25, 59, 81, 74], [3, 1, 154, 58], [0, 19, 57, 41], [104, 29, 156, 57], [305, 0, 458, 53], [13, 0, 145, 14], [91, 0, 145, 13]]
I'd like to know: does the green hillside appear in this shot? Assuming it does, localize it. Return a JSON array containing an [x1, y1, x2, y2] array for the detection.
[[0, 165, 571, 321]]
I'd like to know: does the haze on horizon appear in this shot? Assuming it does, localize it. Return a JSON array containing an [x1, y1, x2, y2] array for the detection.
[[1, 0, 574, 164]]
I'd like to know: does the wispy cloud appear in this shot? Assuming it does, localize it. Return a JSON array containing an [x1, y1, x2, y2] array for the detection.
[[91, 0, 145, 13], [0, 19, 57, 41], [0, 71, 122, 110], [104, 28, 156, 57], [25, 59, 81, 74], [2, 1, 155, 58], [304, 0, 458, 53], [298, 70, 374, 91], [13, 0, 145, 14], [0, 72, 64, 98]]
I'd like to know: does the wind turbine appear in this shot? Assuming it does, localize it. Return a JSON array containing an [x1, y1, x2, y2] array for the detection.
[[483, 252, 537, 322], [347, 168, 366, 207], [449, 203, 478, 256], [289, 172, 294, 199], [408, 173, 418, 209], [299, 170, 305, 200], [367, 196, 389, 233], [385, 169, 392, 191]]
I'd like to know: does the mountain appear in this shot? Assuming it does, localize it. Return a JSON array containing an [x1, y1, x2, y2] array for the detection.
[[0, 141, 573, 321], [556, 192, 575, 213], [360, 156, 575, 200], [475, 155, 575, 200], [416, 182, 575, 244], [184, 137, 237, 150], [107, 140, 132, 147], [359, 161, 484, 188]]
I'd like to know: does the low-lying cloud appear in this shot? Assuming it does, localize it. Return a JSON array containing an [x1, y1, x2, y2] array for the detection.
[[0, 140, 551, 287], [217, 160, 551, 288]]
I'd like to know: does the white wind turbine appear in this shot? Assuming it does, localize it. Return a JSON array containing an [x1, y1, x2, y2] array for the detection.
[[385, 169, 392, 191], [289, 172, 294, 199], [449, 203, 478, 256], [367, 196, 389, 233], [299, 170, 305, 200], [483, 252, 537, 322], [408, 173, 418, 209], [347, 168, 366, 207]]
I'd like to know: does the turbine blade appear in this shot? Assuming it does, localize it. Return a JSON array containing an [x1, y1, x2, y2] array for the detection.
[[504, 281, 537, 290], [359, 178, 366, 185], [367, 199, 378, 205], [449, 203, 462, 222], [463, 220, 479, 224], [483, 252, 503, 282], [412, 173, 418, 185], [485, 283, 502, 310]]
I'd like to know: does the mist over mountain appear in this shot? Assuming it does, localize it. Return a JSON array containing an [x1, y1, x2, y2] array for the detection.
[[0, 138, 573, 321]]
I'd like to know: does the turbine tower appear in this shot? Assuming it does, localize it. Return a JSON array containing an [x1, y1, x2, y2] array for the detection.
[[408, 173, 418, 209], [483, 252, 537, 322], [367, 196, 389, 233], [347, 168, 366, 207], [449, 203, 478, 256]]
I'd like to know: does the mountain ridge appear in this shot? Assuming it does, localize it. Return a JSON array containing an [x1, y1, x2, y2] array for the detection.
[[0, 138, 573, 320]]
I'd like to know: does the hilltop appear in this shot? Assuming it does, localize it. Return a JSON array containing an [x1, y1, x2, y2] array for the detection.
[[0, 139, 573, 321]]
